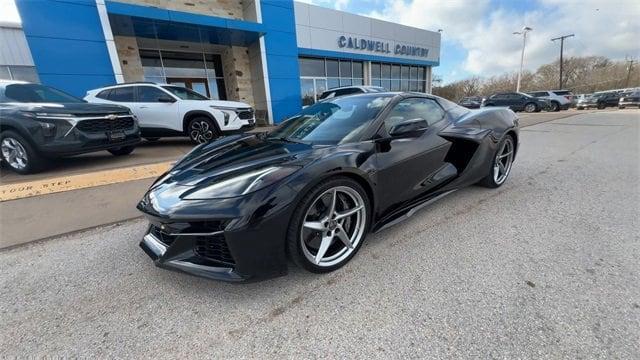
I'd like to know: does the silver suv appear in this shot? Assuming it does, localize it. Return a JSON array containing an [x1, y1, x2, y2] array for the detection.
[[527, 90, 573, 112]]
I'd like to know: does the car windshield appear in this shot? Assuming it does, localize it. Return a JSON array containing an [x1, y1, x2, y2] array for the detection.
[[268, 95, 393, 145], [161, 86, 209, 100], [0, 83, 83, 103]]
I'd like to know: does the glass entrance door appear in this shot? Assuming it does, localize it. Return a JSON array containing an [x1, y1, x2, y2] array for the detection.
[[167, 78, 210, 97]]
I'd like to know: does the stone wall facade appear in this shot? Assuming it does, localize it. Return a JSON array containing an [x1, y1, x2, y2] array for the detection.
[[114, 36, 144, 82], [221, 46, 254, 107], [115, 0, 244, 20]]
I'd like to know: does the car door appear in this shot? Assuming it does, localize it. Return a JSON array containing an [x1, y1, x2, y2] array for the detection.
[[374, 97, 452, 214], [133, 86, 180, 131]]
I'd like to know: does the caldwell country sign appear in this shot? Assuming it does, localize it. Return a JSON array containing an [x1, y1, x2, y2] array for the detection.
[[338, 35, 430, 58]]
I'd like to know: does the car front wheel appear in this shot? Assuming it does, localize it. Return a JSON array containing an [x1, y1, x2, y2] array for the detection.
[[0, 130, 43, 174], [287, 177, 370, 273], [524, 102, 537, 113], [188, 117, 218, 144], [550, 101, 560, 112]]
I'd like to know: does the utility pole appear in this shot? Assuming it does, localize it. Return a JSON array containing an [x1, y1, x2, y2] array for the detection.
[[624, 57, 635, 88], [513, 27, 533, 92], [551, 34, 574, 89]]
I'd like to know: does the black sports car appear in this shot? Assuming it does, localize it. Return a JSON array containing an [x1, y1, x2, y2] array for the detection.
[[138, 93, 519, 282]]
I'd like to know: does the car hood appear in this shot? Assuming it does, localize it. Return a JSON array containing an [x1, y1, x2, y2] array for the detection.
[[181, 99, 251, 109], [158, 133, 320, 187], [2, 102, 130, 115]]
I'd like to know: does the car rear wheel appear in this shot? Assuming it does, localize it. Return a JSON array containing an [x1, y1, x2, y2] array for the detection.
[[478, 135, 515, 188], [287, 177, 370, 273], [188, 117, 218, 144], [597, 103, 605, 109], [0, 130, 44, 174], [524, 102, 537, 113], [108, 145, 136, 156]]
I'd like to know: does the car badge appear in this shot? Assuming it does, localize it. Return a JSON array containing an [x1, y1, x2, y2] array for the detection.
[[107, 114, 117, 120]]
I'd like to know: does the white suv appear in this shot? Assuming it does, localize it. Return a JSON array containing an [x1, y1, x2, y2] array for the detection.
[[85, 83, 255, 143], [527, 90, 573, 112]]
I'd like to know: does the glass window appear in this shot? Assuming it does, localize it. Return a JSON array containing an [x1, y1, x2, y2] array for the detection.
[[410, 66, 418, 80], [339, 61, 352, 78], [384, 97, 445, 131], [96, 89, 112, 100], [340, 78, 352, 87], [352, 78, 363, 86], [0, 66, 10, 80], [417, 67, 425, 81], [371, 63, 381, 79], [381, 64, 391, 78], [409, 81, 418, 92], [326, 60, 339, 77], [353, 61, 363, 78], [8, 66, 39, 83], [268, 95, 393, 145], [2, 83, 83, 103], [372, 79, 381, 87], [109, 87, 135, 102], [401, 66, 410, 79], [137, 86, 171, 102], [315, 79, 327, 99], [391, 65, 401, 78], [327, 78, 340, 89], [299, 58, 325, 77], [300, 78, 315, 106], [401, 79, 409, 91], [381, 79, 391, 91]]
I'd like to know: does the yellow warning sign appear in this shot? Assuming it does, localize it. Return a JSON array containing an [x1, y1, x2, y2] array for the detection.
[[0, 162, 173, 202]]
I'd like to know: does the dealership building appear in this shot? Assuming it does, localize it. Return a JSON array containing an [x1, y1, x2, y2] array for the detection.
[[4, 0, 441, 124]]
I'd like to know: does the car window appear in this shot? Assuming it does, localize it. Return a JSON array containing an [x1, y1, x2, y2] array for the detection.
[[553, 90, 571, 96], [492, 94, 505, 99], [267, 95, 393, 145], [334, 88, 362, 97], [109, 87, 134, 102], [532, 91, 548, 97], [437, 97, 470, 119], [1, 83, 83, 103], [96, 89, 112, 100], [161, 86, 208, 100], [384, 98, 445, 132], [137, 86, 170, 102], [319, 91, 335, 100]]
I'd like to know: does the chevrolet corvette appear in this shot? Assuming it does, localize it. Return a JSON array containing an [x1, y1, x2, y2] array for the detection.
[[138, 92, 519, 282]]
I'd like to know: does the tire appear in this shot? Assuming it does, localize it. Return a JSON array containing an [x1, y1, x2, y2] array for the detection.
[[524, 102, 537, 113], [0, 130, 44, 174], [597, 103, 605, 110], [144, 137, 160, 142], [550, 101, 560, 112], [287, 176, 371, 274], [188, 116, 219, 144], [577, 106, 584, 110], [477, 134, 515, 188], [107, 145, 136, 156]]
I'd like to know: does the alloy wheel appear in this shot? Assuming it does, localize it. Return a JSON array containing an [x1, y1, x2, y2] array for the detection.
[[1, 137, 28, 170], [190, 120, 215, 144], [524, 103, 536, 113], [493, 137, 514, 185], [300, 186, 367, 267]]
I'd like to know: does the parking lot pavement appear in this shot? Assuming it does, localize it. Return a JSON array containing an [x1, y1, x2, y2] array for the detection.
[[1, 110, 638, 357]]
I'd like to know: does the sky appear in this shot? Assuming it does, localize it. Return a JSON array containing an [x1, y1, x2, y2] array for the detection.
[[2, 0, 639, 84], [302, 0, 640, 84]]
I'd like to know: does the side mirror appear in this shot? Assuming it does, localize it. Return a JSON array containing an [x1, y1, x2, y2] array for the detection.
[[158, 96, 176, 103], [389, 118, 429, 137]]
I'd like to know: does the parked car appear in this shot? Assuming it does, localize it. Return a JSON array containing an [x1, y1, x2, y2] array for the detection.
[[618, 90, 640, 109], [85, 83, 255, 144], [482, 92, 547, 112], [578, 92, 620, 109], [0, 80, 140, 174], [458, 96, 482, 109], [526, 90, 573, 111], [137, 92, 519, 281], [318, 86, 386, 100]]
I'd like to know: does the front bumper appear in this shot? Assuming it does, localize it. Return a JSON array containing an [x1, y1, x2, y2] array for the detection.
[[137, 182, 296, 282], [619, 100, 640, 107], [37, 124, 141, 156]]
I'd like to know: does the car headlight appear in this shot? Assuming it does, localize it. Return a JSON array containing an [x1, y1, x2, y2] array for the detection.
[[182, 166, 300, 199]]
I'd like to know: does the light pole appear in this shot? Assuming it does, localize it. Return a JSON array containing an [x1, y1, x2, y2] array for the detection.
[[513, 26, 532, 92], [551, 34, 574, 89]]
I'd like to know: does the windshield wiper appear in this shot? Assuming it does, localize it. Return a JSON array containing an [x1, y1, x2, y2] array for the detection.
[[272, 136, 306, 144]]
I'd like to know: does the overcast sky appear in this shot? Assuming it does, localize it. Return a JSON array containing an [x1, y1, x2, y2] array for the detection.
[[3, 0, 638, 84]]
